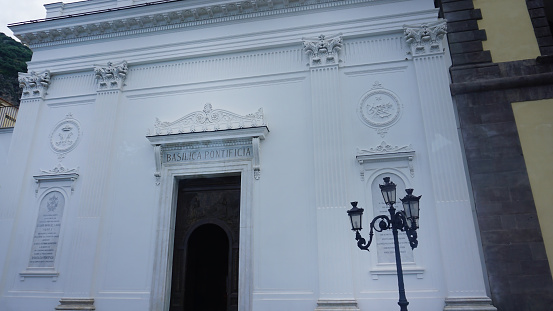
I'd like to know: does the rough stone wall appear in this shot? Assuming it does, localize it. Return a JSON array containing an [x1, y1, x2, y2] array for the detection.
[[527, 0, 553, 55], [438, 0, 553, 310]]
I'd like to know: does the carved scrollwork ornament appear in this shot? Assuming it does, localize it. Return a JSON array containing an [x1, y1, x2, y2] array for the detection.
[[152, 103, 266, 135], [302, 33, 343, 67], [18, 70, 51, 99], [94, 60, 128, 91], [404, 20, 447, 56]]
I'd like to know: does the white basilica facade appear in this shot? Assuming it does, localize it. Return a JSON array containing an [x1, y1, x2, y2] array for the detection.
[[1, 0, 496, 310]]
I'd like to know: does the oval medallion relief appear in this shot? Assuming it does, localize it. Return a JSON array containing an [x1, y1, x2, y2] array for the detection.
[[358, 86, 402, 130], [49, 114, 81, 155]]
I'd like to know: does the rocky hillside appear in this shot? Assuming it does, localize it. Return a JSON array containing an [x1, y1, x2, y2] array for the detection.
[[0, 33, 32, 105]]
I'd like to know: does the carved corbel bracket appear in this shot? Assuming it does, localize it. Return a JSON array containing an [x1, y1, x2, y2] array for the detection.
[[404, 20, 447, 57], [18, 70, 51, 99], [356, 141, 415, 181], [153, 145, 162, 185], [302, 33, 343, 67], [94, 60, 128, 91], [252, 137, 261, 180]]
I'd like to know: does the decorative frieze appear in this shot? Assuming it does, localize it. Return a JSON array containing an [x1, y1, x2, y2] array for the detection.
[[303, 34, 343, 67], [34, 168, 79, 196], [41, 163, 79, 175], [18, 70, 51, 99], [94, 61, 128, 91], [358, 141, 413, 155], [404, 20, 447, 56], [357, 141, 415, 180]]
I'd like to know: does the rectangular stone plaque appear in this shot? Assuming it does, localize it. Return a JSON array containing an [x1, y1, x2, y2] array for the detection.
[[28, 191, 65, 268], [162, 145, 253, 164]]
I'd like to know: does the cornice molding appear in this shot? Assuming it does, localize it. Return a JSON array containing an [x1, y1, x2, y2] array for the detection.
[[12, 0, 383, 48], [404, 20, 447, 56], [18, 70, 51, 99]]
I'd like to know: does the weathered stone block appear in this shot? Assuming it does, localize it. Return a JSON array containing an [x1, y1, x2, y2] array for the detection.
[[534, 25, 552, 38], [444, 8, 482, 21], [529, 8, 546, 18], [448, 20, 480, 32], [452, 50, 493, 65], [448, 29, 487, 43], [449, 40, 484, 54], [442, 1, 474, 13]]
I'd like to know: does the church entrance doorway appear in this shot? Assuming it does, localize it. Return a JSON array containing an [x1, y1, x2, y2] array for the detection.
[[169, 175, 241, 311]]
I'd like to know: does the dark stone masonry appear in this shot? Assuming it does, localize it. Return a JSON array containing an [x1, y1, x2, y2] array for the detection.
[[437, 0, 553, 310]]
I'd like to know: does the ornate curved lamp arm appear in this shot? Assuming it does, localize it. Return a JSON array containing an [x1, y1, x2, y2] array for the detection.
[[391, 211, 408, 231], [392, 211, 419, 250], [355, 215, 391, 251], [406, 229, 418, 250]]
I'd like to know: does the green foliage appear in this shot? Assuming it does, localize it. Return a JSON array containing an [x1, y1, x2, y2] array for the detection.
[[0, 32, 32, 77]]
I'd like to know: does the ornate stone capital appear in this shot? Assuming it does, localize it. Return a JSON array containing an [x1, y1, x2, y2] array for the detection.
[[404, 20, 447, 56], [18, 70, 51, 99], [302, 33, 342, 67], [94, 61, 128, 91]]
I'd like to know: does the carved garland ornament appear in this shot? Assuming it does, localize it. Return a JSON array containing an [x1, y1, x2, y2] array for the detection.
[[404, 20, 447, 56], [94, 61, 128, 90], [302, 33, 343, 67], [358, 81, 402, 137], [18, 70, 51, 99], [152, 103, 266, 135]]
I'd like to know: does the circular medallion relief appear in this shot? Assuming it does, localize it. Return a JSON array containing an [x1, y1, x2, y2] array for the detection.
[[49, 117, 81, 154], [358, 89, 402, 129]]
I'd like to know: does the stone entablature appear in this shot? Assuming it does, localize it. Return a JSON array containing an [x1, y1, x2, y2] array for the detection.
[[11, 0, 384, 47]]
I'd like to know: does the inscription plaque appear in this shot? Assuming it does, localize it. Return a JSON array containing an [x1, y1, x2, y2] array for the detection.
[[371, 176, 414, 264], [163, 145, 253, 164], [28, 191, 65, 268]]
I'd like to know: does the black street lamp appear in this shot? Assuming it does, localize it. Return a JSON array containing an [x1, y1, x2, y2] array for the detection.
[[347, 177, 421, 311]]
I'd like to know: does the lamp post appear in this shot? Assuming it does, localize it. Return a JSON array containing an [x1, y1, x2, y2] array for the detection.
[[347, 177, 421, 311]]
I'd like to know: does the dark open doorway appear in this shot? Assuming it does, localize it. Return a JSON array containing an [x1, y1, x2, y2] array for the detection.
[[170, 175, 240, 311]]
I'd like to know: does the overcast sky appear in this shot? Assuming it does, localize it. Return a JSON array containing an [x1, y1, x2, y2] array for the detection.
[[0, 0, 81, 41]]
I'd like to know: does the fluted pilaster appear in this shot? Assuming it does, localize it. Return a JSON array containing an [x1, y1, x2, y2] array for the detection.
[[405, 22, 496, 311], [304, 34, 358, 309], [62, 61, 127, 299], [1, 70, 51, 220]]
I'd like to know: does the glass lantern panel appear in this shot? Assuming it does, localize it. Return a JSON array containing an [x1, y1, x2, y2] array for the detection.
[[350, 214, 362, 230]]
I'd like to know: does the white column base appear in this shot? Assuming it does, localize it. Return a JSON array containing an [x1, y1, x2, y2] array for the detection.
[[444, 297, 497, 311], [315, 299, 360, 311], [55, 298, 95, 310]]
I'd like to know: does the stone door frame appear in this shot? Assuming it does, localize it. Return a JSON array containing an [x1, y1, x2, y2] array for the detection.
[[150, 160, 254, 311]]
